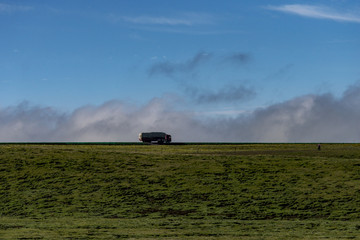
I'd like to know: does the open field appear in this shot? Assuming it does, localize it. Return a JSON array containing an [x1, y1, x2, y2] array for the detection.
[[1, 143, 360, 239]]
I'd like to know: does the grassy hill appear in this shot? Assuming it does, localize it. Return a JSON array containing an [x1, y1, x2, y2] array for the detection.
[[1, 143, 360, 239]]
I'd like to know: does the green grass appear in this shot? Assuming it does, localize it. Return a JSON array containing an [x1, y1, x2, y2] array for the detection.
[[1, 143, 360, 239]]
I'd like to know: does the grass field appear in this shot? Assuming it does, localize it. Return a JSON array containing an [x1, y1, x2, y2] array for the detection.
[[1, 143, 360, 239]]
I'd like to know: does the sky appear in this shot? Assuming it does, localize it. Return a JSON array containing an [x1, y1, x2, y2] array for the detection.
[[0, 0, 359, 142]]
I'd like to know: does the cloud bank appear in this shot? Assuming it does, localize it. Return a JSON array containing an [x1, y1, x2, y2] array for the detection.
[[267, 4, 360, 23], [1, 84, 360, 142]]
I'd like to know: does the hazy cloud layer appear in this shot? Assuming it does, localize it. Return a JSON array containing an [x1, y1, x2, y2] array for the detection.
[[148, 51, 251, 77], [122, 16, 193, 26], [267, 4, 360, 23], [223, 53, 251, 65], [148, 51, 212, 77], [0, 3, 33, 13], [121, 13, 214, 26], [1, 84, 360, 142], [148, 51, 253, 104], [188, 85, 256, 104]]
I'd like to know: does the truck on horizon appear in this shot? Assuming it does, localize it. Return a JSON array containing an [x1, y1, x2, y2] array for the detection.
[[138, 132, 172, 144]]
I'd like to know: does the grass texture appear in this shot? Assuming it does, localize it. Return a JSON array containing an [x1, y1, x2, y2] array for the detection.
[[1, 143, 360, 239]]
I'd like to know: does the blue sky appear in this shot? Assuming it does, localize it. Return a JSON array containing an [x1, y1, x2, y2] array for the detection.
[[0, 0, 360, 142]]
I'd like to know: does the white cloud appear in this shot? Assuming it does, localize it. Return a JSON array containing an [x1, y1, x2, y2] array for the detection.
[[267, 4, 360, 23]]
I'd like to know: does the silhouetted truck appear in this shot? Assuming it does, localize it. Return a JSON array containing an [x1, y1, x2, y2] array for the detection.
[[139, 132, 172, 144]]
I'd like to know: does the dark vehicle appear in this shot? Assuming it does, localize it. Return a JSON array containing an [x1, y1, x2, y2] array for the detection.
[[139, 132, 172, 144]]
